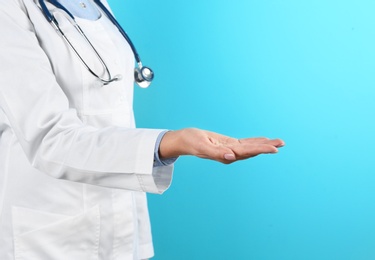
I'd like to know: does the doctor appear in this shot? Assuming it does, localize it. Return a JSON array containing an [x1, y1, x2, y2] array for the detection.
[[0, 0, 284, 259]]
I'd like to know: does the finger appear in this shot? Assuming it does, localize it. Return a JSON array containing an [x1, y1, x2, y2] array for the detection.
[[232, 143, 279, 160], [195, 141, 237, 162], [239, 138, 285, 147], [264, 138, 285, 148], [224, 153, 236, 161], [239, 137, 270, 143]]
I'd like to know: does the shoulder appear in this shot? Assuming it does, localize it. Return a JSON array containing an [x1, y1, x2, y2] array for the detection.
[[0, 0, 28, 13], [0, 0, 36, 32]]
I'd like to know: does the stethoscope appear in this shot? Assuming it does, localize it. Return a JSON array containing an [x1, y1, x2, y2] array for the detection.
[[38, 0, 154, 88]]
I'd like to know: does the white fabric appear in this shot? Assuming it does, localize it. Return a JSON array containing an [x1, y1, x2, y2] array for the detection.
[[0, 0, 174, 259]]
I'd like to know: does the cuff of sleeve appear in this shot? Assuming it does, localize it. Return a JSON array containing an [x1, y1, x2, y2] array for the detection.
[[133, 129, 174, 194], [138, 164, 174, 194], [153, 130, 179, 167], [138, 242, 154, 260]]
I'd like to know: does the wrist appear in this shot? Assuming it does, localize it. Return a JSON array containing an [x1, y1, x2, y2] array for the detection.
[[159, 129, 186, 159]]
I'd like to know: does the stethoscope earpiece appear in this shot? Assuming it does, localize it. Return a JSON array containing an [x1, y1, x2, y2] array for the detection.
[[134, 66, 154, 88]]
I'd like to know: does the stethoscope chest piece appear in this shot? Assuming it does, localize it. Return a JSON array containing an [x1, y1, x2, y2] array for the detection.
[[135, 66, 154, 88]]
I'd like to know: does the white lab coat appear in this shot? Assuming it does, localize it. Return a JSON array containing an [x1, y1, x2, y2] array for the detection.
[[0, 0, 174, 259]]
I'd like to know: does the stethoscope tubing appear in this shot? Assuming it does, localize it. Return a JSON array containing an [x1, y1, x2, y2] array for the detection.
[[40, 0, 141, 64], [92, 0, 142, 65], [38, 0, 151, 86]]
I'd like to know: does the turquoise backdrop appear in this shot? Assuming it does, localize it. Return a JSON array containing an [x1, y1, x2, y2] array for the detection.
[[109, 0, 375, 259]]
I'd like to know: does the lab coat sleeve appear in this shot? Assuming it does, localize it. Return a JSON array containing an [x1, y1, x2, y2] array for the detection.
[[0, 0, 173, 194]]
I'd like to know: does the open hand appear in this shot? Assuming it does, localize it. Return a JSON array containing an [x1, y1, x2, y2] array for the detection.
[[159, 128, 284, 164]]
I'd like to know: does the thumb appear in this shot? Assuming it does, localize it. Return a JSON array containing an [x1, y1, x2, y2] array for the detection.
[[224, 153, 236, 161], [217, 146, 236, 161]]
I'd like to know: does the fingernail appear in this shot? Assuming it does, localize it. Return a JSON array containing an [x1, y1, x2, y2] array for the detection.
[[224, 154, 236, 161], [271, 148, 278, 153]]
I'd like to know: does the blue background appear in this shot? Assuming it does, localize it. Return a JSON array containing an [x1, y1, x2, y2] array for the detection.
[[110, 0, 375, 259]]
